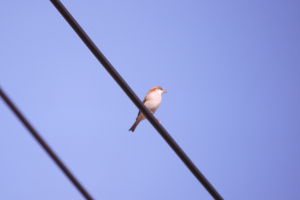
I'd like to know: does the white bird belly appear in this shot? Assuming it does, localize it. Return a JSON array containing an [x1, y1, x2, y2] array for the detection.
[[144, 92, 162, 114]]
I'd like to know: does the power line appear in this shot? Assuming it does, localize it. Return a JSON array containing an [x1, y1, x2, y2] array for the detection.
[[0, 87, 93, 200], [50, 0, 223, 199]]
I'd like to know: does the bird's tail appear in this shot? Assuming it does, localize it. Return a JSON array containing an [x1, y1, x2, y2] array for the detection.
[[129, 120, 139, 132]]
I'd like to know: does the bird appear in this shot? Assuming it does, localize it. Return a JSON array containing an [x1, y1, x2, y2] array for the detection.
[[129, 86, 167, 132]]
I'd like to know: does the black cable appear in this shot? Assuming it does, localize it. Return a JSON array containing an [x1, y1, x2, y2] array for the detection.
[[0, 87, 93, 200], [51, 0, 223, 199]]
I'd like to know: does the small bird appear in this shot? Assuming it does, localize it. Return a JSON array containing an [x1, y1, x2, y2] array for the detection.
[[129, 86, 167, 132]]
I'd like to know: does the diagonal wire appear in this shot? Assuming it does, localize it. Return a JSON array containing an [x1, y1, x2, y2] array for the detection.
[[0, 87, 93, 200], [50, 0, 223, 199]]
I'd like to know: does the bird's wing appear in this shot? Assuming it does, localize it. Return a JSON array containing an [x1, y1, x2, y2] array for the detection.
[[142, 94, 148, 104], [136, 94, 149, 120]]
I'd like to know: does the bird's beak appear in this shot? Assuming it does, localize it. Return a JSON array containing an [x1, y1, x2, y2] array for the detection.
[[163, 90, 167, 94]]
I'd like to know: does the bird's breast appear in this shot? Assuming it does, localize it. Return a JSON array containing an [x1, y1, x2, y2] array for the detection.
[[144, 92, 162, 114]]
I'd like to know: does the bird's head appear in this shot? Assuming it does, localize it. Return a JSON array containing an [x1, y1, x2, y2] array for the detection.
[[150, 86, 167, 95]]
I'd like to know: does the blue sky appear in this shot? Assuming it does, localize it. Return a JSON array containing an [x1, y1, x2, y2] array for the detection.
[[1, 1, 300, 199]]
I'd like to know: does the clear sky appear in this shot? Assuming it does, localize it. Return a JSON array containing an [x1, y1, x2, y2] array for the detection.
[[1, 1, 299, 200]]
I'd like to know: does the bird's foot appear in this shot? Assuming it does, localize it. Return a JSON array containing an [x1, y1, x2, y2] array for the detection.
[[157, 118, 161, 123]]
